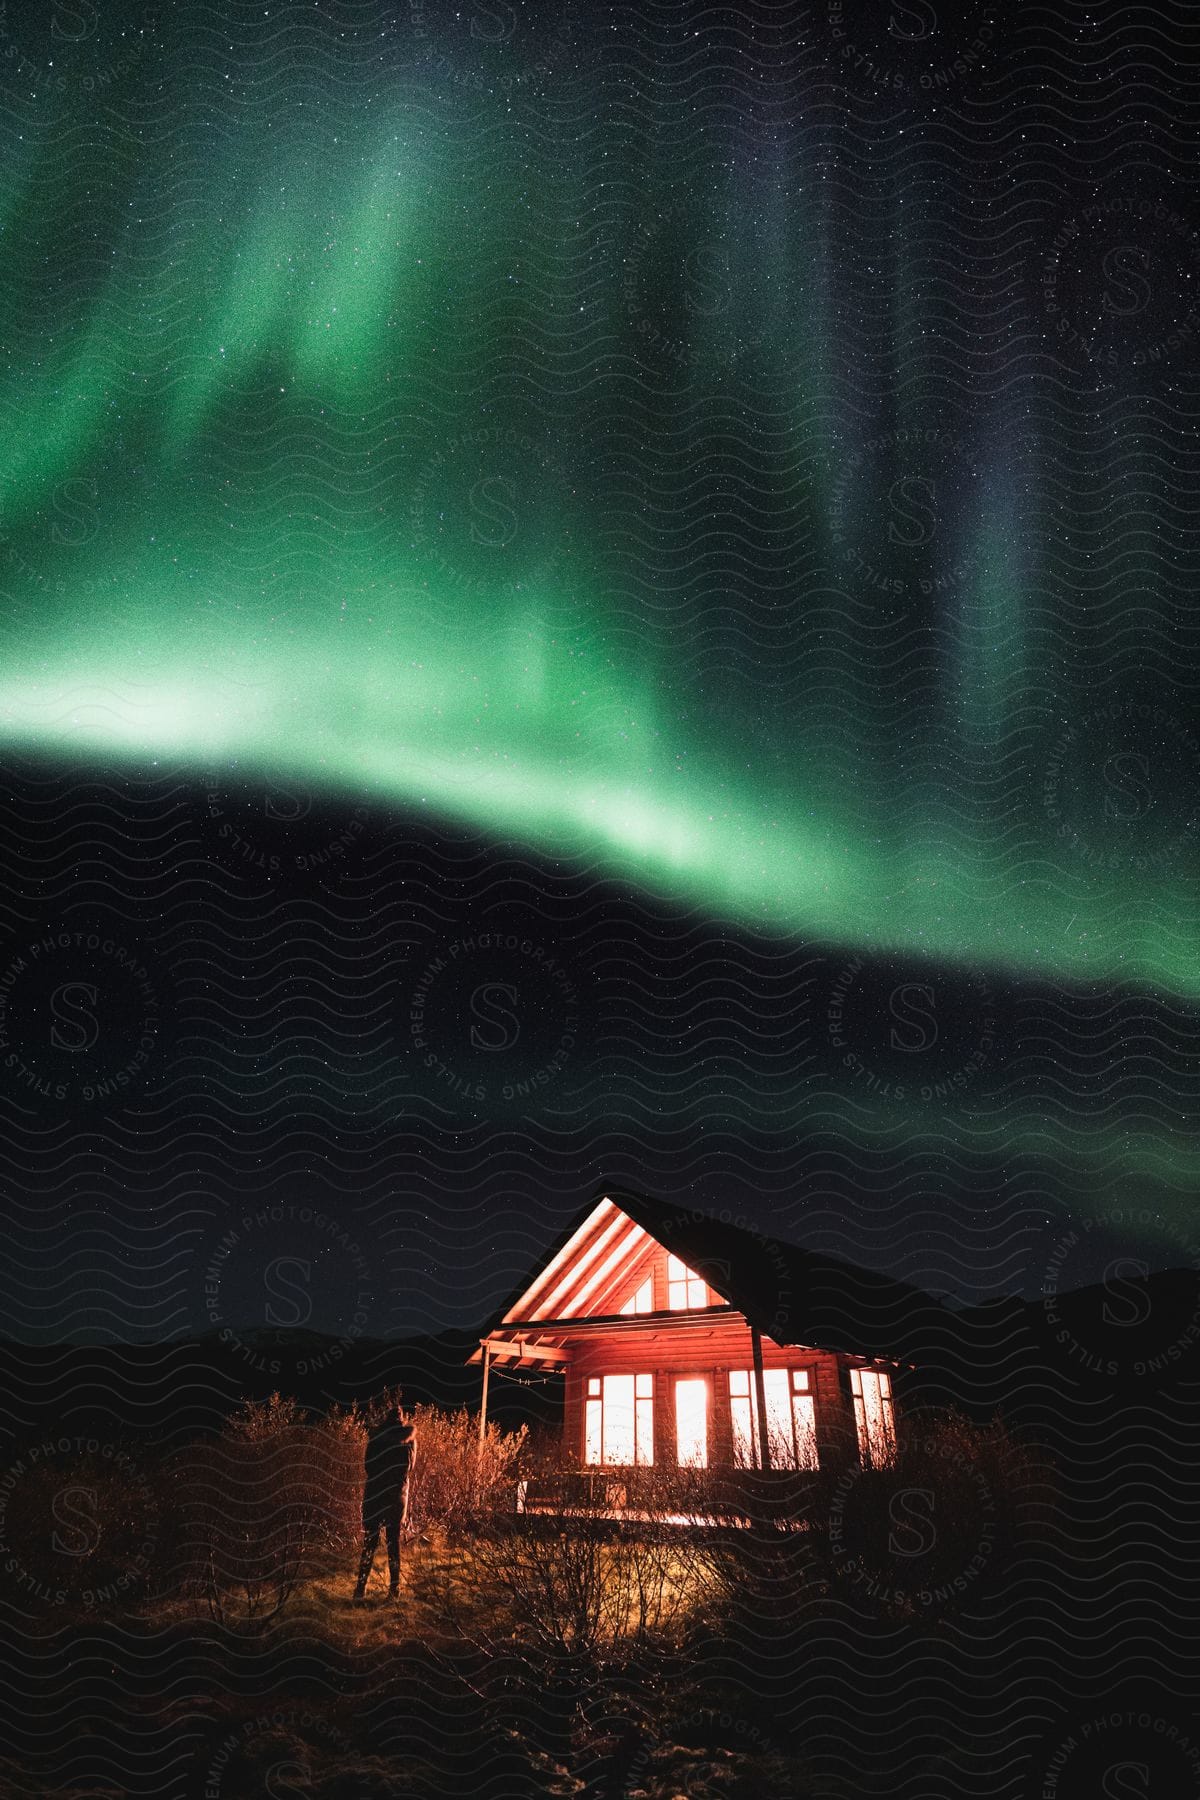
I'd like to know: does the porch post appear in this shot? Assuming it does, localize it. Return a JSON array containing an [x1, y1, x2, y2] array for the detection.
[[478, 1341, 491, 1449], [750, 1324, 772, 1471]]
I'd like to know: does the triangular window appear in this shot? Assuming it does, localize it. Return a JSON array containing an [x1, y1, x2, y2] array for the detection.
[[620, 1276, 653, 1315], [667, 1255, 707, 1310]]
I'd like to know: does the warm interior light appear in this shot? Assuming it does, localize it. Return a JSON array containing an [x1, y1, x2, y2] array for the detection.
[[850, 1367, 896, 1467], [667, 1254, 707, 1310], [675, 1378, 708, 1467], [584, 1372, 654, 1465], [620, 1275, 653, 1314], [584, 1396, 603, 1464], [730, 1367, 818, 1469]]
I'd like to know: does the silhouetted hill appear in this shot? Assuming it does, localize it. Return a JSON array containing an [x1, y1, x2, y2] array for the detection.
[[0, 1327, 560, 1446], [2, 1269, 1195, 1453], [916, 1266, 1200, 1415]]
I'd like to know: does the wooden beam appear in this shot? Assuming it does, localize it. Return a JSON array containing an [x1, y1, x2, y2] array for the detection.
[[478, 1342, 490, 1448], [482, 1336, 569, 1364], [506, 1200, 623, 1322], [548, 1219, 648, 1320], [750, 1324, 773, 1472], [495, 1304, 734, 1334]]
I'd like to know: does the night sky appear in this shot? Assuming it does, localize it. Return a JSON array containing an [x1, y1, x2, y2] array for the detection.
[[2, 0, 1199, 1346]]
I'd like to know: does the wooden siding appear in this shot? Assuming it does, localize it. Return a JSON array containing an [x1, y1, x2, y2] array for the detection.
[[560, 1314, 882, 1470], [478, 1193, 905, 1474], [497, 1198, 723, 1327]]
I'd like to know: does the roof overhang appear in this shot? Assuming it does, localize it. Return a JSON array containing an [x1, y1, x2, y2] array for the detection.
[[469, 1305, 740, 1367], [471, 1187, 944, 1367], [498, 1199, 652, 1324]]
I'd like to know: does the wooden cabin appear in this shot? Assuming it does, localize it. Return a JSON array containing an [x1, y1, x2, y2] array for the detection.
[[471, 1189, 943, 1481]]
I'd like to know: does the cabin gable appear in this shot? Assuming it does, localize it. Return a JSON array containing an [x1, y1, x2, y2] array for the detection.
[[474, 1190, 912, 1481], [495, 1196, 730, 1326]]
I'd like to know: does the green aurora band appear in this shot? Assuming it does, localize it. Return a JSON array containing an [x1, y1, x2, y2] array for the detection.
[[1, 105, 1197, 1001]]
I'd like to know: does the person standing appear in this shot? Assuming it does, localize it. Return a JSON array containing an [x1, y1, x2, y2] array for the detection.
[[353, 1397, 416, 1600]]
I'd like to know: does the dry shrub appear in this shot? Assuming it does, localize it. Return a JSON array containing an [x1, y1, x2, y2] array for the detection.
[[815, 1406, 1053, 1606], [402, 1402, 527, 1535], [0, 1438, 162, 1616], [704, 1406, 1057, 1639], [320, 1391, 528, 1536], [164, 1391, 527, 1621], [168, 1393, 355, 1622], [411, 1456, 728, 1774], [429, 1453, 724, 1655]]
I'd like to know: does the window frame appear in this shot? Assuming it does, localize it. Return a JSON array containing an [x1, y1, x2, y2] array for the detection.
[[728, 1366, 819, 1470], [673, 1372, 710, 1468], [619, 1275, 654, 1315], [666, 1253, 708, 1311], [583, 1371, 654, 1467], [849, 1366, 897, 1467]]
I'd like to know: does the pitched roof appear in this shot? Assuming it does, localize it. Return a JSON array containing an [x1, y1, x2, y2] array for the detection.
[[483, 1186, 947, 1362]]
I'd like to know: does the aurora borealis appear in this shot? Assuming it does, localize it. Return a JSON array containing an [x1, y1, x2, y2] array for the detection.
[[4, 11, 1200, 1796], [2, 0, 1200, 1337], [2, 85, 1197, 996]]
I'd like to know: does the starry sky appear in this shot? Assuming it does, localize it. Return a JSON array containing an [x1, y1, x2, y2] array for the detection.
[[1, 0, 1199, 1343]]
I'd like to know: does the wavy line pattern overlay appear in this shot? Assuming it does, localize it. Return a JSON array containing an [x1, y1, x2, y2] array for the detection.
[[1, 0, 1199, 1795]]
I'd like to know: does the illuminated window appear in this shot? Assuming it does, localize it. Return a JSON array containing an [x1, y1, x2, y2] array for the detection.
[[584, 1373, 654, 1466], [850, 1367, 896, 1467], [667, 1255, 707, 1310], [729, 1368, 819, 1470], [620, 1276, 654, 1315], [674, 1377, 708, 1467]]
